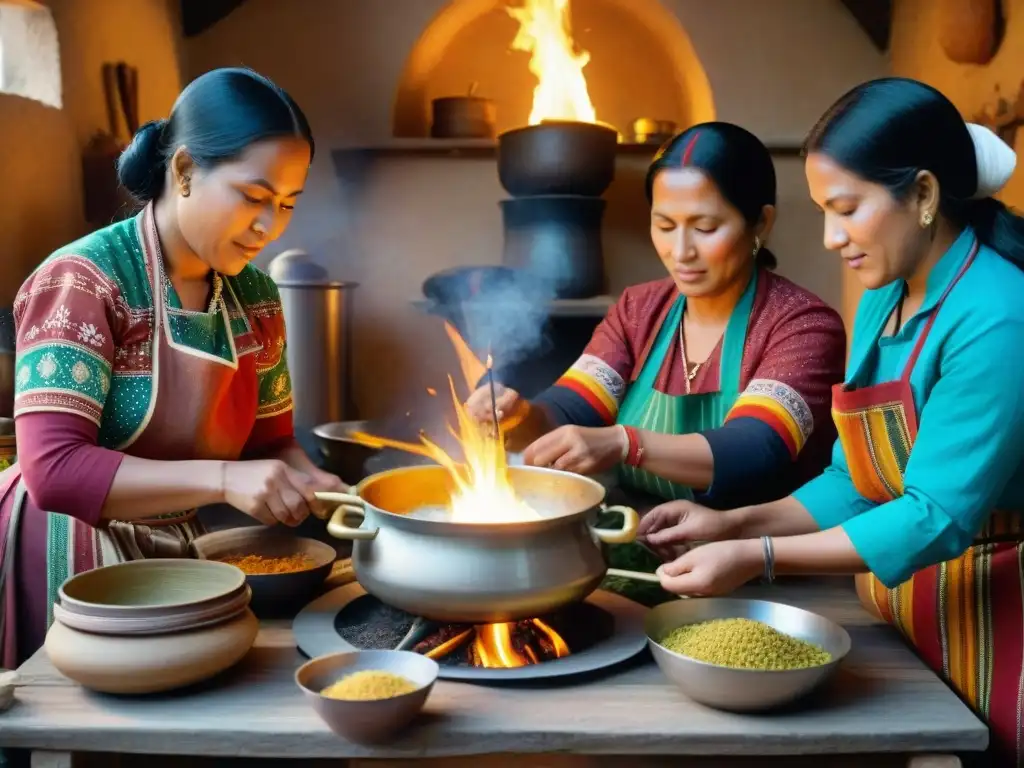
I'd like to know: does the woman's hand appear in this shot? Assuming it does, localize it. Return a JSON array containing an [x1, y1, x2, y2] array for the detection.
[[465, 383, 529, 430], [303, 467, 348, 520], [222, 459, 320, 527], [523, 425, 624, 475], [656, 539, 764, 597], [637, 500, 740, 560]]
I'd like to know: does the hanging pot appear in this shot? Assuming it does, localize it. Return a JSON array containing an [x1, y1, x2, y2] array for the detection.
[[939, 0, 999, 64]]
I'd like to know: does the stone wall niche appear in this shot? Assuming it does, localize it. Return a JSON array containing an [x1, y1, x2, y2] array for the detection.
[[392, 0, 715, 139]]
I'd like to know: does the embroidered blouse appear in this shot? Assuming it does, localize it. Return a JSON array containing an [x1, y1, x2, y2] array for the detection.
[[533, 269, 847, 507]]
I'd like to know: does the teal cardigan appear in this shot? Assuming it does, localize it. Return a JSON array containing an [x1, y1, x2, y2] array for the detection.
[[793, 228, 1024, 587]]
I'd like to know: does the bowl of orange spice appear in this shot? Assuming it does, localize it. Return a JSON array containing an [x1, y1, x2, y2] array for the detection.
[[192, 527, 337, 615]]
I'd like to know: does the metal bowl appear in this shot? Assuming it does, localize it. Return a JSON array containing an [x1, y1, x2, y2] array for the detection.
[[295, 650, 438, 744], [644, 598, 851, 712], [312, 420, 381, 484]]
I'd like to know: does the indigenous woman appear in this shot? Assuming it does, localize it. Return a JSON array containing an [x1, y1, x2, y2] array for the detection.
[[637, 79, 1024, 765], [0, 68, 344, 667], [468, 123, 846, 513]]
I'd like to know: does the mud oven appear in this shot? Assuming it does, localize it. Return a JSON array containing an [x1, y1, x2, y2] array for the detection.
[[383, 0, 713, 396]]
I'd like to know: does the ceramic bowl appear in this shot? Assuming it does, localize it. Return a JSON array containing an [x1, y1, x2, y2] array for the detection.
[[192, 527, 337, 614], [295, 650, 438, 744], [58, 559, 247, 623], [52, 584, 251, 636], [645, 598, 851, 712], [46, 607, 259, 694]]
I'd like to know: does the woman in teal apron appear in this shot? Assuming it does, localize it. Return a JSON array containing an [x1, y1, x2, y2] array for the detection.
[[638, 79, 1024, 766], [466, 123, 847, 587]]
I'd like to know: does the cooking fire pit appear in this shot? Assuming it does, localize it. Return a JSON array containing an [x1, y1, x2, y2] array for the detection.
[[293, 582, 648, 682]]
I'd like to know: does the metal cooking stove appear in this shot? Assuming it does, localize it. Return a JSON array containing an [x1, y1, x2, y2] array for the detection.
[[293, 582, 649, 682]]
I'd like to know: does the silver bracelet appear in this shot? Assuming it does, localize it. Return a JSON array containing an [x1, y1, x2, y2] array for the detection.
[[761, 535, 775, 584]]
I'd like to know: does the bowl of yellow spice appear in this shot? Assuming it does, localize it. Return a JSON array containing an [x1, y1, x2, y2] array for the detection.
[[295, 650, 439, 743], [645, 598, 851, 712]]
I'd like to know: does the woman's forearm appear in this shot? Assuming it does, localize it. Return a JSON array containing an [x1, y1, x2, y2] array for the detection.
[[728, 496, 822, 538], [100, 456, 225, 520], [633, 431, 714, 489], [766, 526, 869, 575]]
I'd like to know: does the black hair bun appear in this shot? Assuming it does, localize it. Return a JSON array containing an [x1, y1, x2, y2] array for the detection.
[[116, 119, 168, 202]]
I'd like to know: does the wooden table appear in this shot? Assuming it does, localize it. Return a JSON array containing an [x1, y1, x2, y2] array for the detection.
[[0, 578, 988, 767]]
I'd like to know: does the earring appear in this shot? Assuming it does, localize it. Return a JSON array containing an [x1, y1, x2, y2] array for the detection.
[[180, 177, 191, 198], [752, 236, 761, 257], [921, 211, 934, 228]]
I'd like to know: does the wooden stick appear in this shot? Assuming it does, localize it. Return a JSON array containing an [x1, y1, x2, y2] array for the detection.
[[606, 567, 662, 584]]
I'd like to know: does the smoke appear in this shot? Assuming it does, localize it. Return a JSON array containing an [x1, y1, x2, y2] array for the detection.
[[456, 267, 559, 381]]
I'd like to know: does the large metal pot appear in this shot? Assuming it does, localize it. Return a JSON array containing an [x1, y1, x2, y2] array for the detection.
[[497, 121, 618, 197], [316, 464, 639, 624]]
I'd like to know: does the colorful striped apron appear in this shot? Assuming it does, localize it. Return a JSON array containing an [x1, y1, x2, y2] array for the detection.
[[834, 238, 1023, 765]]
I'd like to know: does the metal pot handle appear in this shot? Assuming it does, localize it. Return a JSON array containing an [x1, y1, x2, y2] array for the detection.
[[590, 504, 639, 544], [314, 492, 379, 541]]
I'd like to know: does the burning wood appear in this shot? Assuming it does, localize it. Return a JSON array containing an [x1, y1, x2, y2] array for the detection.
[[414, 619, 571, 669], [413, 625, 473, 660]]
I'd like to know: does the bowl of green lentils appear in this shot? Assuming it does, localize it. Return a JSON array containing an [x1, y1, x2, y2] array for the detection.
[[645, 598, 851, 712]]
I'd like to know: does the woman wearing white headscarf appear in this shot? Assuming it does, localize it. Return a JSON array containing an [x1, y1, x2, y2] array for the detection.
[[636, 77, 1024, 766]]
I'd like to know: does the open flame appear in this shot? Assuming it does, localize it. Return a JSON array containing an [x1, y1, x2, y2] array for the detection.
[[507, 0, 597, 125], [349, 323, 573, 668], [417, 619, 571, 669], [347, 322, 537, 525]]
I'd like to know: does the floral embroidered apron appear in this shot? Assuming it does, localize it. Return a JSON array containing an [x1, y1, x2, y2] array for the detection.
[[0, 206, 259, 664], [834, 238, 1023, 765]]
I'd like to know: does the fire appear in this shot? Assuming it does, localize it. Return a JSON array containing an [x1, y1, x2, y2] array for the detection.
[[347, 322, 538, 525], [475, 619, 569, 668], [417, 619, 571, 669], [507, 0, 597, 125], [350, 321, 573, 669]]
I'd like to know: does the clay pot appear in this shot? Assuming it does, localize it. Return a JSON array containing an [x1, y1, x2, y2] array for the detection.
[[46, 608, 258, 694], [497, 121, 618, 197], [939, 0, 999, 65], [52, 585, 251, 635], [431, 96, 496, 139], [58, 558, 247, 626]]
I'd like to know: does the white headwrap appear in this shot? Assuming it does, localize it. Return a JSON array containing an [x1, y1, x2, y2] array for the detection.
[[965, 122, 1017, 199]]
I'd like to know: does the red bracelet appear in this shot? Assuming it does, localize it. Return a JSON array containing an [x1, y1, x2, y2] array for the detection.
[[623, 425, 644, 467]]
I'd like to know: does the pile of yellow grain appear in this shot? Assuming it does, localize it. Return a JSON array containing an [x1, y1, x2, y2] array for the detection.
[[660, 617, 831, 671], [320, 670, 418, 701]]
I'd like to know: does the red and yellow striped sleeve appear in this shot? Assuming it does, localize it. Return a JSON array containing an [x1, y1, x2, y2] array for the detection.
[[550, 353, 627, 425], [726, 379, 815, 458]]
